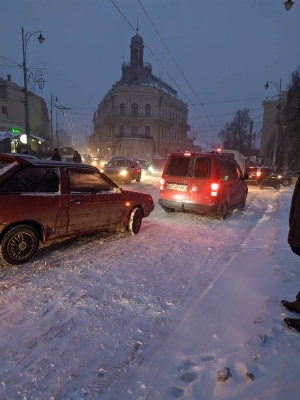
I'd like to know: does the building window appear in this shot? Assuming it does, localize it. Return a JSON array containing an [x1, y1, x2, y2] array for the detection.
[[132, 103, 138, 115], [131, 126, 138, 137], [1, 106, 7, 114], [120, 103, 125, 115], [145, 104, 151, 115], [119, 125, 124, 136], [145, 126, 150, 137]]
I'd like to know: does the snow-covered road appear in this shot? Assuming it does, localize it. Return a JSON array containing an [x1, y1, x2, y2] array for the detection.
[[0, 174, 298, 399]]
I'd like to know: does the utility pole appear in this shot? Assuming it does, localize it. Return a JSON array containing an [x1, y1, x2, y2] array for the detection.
[[248, 120, 253, 157], [282, 125, 290, 173]]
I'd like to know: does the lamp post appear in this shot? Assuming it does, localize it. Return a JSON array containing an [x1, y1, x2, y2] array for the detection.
[[54, 104, 70, 148], [22, 27, 45, 154], [265, 79, 282, 171], [50, 94, 58, 149]]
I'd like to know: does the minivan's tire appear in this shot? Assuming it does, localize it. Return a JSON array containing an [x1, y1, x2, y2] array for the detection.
[[241, 192, 247, 208], [162, 207, 175, 213], [282, 179, 290, 187], [1, 225, 39, 265], [258, 182, 264, 190], [136, 174, 141, 182], [127, 207, 143, 234], [275, 183, 281, 190], [219, 201, 228, 220]]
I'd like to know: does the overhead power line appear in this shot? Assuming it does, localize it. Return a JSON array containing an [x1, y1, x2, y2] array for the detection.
[[137, 0, 213, 130], [110, 0, 211, 128]]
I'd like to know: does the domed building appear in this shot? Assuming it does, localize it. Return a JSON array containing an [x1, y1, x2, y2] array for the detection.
[[89, 30, 192, 164]]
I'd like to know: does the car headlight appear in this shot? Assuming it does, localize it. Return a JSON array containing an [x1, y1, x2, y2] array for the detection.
[[277, 175, 282, 179], [119, 170, 128, 176], [149, 166, 154, 172]]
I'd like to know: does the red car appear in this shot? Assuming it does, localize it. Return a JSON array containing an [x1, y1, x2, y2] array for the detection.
[[0, 154, 154, 265], [159, 151, 248, 220], [102, 157, 142, 184]]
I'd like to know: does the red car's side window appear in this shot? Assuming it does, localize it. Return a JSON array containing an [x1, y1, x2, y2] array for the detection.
[[0, 167, 60, 193], [68, 169, 114, 193]]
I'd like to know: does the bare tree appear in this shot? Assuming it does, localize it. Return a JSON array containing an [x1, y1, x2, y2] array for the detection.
[[218, 108, 252, 153]]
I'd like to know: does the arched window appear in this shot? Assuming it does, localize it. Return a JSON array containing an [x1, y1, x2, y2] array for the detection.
[[145, 104, 151, 115], [120, 103, 125, 115], [132, 103, 138, 115]]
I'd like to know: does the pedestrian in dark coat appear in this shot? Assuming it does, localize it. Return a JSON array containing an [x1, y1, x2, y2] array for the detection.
[[281, 177, 300, 331], [52, 148, 61, 161], [73, 150, 82, 163]]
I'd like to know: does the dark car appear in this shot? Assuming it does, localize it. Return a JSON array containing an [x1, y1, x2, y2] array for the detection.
[[159, 151, 248, 220], [246, 166, 281, 190], [102, 158, 142, 184], [0, 154, 154, 265], [277, 171, 299, 186], [135, 159, 154, 175]]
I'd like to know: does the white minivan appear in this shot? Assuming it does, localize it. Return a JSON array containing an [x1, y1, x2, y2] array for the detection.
[[200, 148, 246, 174]]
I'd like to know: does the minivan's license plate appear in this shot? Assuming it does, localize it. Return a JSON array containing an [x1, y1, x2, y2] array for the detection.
[[167, 183, 187, 191]]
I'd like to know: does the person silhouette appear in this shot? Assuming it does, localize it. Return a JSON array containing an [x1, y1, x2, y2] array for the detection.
[[281, 177, 300, 331], [51, 148, 61, 161]]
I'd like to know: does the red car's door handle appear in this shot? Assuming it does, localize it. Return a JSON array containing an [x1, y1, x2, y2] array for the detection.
[[70, 198, 83, 204]]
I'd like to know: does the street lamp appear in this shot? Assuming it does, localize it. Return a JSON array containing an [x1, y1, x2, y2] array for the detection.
[[284, 0, 294, 10], [54, 104, 70, 148], [22, 27, 45, 154], [265, 79, 282, 171]]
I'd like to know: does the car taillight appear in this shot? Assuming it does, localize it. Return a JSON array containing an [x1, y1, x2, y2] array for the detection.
[[211, 182, 219, 197], [257, 171, 261, 177], [160, 178, 165, 190]]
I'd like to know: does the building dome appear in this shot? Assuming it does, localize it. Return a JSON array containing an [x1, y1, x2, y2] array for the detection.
[[131, 33, 143, 44]]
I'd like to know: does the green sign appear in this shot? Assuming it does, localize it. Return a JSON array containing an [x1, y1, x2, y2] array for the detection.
[[12, 128, 20, 133]]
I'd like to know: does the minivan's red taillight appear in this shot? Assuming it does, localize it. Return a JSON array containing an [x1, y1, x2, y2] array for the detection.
[[160, 178, 165, 190], [211, 182, 219, 196], [184, 152, 191, 157]]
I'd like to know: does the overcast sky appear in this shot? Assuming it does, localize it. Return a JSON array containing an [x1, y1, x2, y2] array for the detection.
[[1, 0, 299, 147]]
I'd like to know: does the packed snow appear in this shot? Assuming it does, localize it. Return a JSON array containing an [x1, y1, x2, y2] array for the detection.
[[1, 172, 300, 399]]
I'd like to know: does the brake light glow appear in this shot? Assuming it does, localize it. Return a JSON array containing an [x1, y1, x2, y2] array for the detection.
[[160, 178, 165, 190], [256, 171, 261, 177], [184, 152, 191, 157], [216, 147, 222, 153], [211, 182, 219, 197]]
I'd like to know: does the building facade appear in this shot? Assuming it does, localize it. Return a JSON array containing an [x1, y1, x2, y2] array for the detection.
[[260, 91, 288, 171], [89, 32, 192, 163], [0, 75, 49, 154]]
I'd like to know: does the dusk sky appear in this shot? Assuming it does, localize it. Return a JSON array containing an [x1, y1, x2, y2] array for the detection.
[[1, 0, 299, 147]]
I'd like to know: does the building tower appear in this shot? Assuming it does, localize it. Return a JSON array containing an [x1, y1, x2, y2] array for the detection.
[[89, 31, 192, 164]]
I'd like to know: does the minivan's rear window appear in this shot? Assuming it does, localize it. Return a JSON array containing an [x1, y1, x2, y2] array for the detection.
[[167, 155, 191, 176], [193, 157, 211, 178]]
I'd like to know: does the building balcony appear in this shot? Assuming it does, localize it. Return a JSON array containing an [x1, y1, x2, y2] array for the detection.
[[115, 133, 153, 141], [103, 113, 178, 126]]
